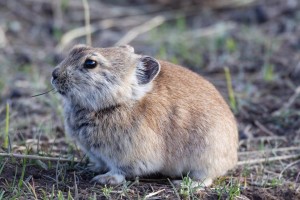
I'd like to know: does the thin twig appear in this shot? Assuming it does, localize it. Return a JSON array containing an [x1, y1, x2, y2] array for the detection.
[[167, 179, 181, 200], [279, 159, 300, 179], [295, 172, 300, 187], [74, 172, 79, 200], [238, 146, 300, 156], [144, 189, 165, 199], [56, 19, 115, 51], [115, 16, 166, 46], [239, 136, 287, 147], [0, 152, 81, 163], [254, 120, 275, 136], [237, 154, 300, 166], [202, 0, 257, 9], [239, 136, 286, 142], [272, 86, 300, 116]]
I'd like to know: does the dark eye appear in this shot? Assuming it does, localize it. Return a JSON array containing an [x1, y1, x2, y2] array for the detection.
[[84, 59, 97, 69]]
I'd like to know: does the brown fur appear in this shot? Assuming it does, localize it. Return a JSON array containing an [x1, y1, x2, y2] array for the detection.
[[51, 45, 238, 186]]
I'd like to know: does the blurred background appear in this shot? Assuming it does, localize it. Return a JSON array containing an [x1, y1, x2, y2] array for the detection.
[[0, 0, 300, 198], [1, 0, 300, 141]]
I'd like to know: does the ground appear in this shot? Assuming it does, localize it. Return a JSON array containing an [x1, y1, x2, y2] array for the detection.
[[0, 0, 300, 199]]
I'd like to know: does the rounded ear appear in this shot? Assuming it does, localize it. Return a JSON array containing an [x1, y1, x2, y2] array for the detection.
[[136, 56, 161, 85]]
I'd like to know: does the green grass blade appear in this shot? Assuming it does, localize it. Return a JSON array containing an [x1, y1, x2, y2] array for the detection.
[[4, 102, 10, 149], [0, 158, 7, 176], [0, 190, 5, 200], [224, 67, 237, 113], [167, 179, 181, 200], [18, 153, 28, 188], [58, 190, 65, 200]]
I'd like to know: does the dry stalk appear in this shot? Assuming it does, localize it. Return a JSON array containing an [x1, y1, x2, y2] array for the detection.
[[202, 0, 257, 9], [0, 152, 81, 163], [279, 159, 300, 179], [239, 136, 287, 145], [56, 19, 115, 51], [272, 86, 300, 116], [56, 4, 206, 50], [144, 189, 165, 199], [238, 146, 300, 156], [237, 154, 300, 166], [254, 120, 275, 136], [115, 16, 166, 46], [82, 0, 92, 46], [74, 172, 79, 200]]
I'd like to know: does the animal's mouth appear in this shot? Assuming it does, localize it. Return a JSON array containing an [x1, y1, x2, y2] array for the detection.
[[51, 78, 67, 95], [56, 90, 66, 95]]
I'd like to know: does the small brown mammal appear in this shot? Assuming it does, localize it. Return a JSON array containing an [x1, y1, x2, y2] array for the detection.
[[51, 44, 238, 186]]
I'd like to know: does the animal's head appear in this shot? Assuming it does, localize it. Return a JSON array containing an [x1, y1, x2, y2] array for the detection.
[[51, 45, 160, 110]]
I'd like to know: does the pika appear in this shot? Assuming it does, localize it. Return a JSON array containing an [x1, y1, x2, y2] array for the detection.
[[51, 44, 238, 186]]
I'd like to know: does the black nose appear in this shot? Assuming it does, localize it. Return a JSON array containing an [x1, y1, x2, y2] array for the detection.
[[52, 68, 59, 80]]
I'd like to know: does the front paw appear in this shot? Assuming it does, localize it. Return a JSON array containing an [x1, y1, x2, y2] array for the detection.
[[91, 171, 125, 185]]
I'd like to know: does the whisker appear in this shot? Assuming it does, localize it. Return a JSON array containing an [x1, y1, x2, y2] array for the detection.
[[31, 88, 55, 98]]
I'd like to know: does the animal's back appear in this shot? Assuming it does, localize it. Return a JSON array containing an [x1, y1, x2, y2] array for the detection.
[[140, 60, 238, 178]]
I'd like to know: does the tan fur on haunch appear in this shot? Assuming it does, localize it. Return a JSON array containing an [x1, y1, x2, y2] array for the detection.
[[51, 44, 238, 186]]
